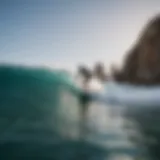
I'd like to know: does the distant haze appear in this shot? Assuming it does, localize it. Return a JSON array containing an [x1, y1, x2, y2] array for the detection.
[[0, 0, 160, 72]]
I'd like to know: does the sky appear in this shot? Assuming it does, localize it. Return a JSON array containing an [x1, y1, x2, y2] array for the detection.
[[0, 0, 160, 72]]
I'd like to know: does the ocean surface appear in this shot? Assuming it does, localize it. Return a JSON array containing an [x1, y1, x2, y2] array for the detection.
[[0, 66, 153, 160]]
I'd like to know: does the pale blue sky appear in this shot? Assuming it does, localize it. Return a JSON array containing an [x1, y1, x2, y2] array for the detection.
[[0, 0, 160, 72]]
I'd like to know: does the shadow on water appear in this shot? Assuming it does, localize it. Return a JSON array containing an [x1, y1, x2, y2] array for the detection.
[[124, 106, 160, 160], [0, 140, 107, 160]]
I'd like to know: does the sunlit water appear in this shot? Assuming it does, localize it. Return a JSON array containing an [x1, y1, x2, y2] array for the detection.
[[70, 78, 140, 160]]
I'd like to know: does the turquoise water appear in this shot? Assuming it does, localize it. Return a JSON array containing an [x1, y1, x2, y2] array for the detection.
[[0, 66, 108, 160], [0, 65, 153, 160]]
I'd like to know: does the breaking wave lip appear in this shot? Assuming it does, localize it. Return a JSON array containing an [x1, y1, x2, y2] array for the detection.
[[86, 80, 160, 108], [75, 76, 104, 93]]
